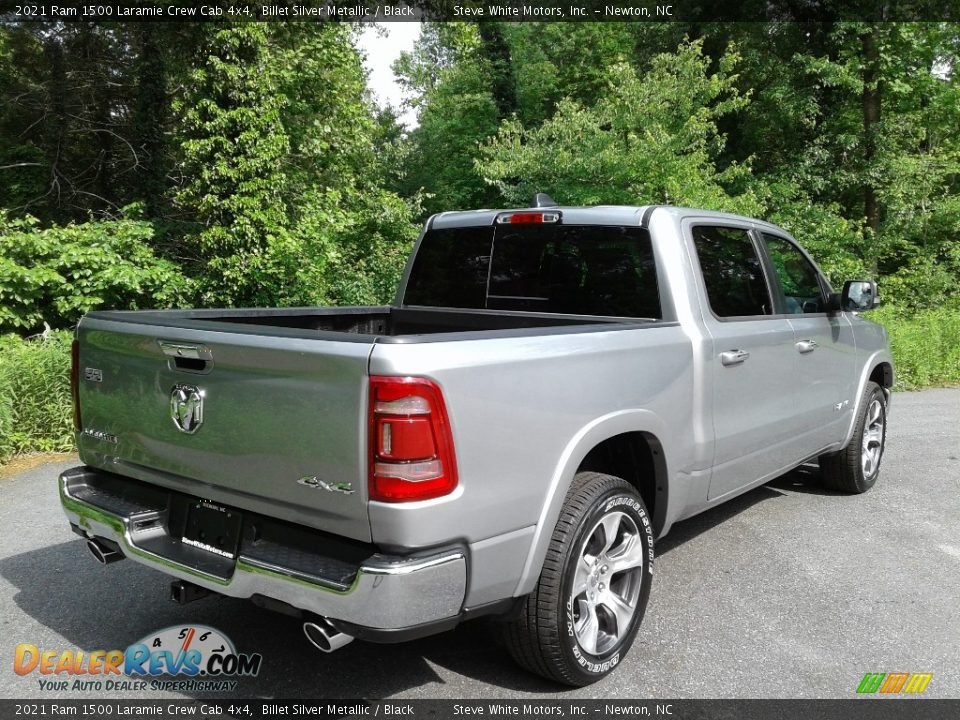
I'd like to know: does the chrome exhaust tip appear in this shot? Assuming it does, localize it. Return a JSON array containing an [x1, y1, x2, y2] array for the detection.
[[86, 537, 123, 565], [303, 617, 354, 653]]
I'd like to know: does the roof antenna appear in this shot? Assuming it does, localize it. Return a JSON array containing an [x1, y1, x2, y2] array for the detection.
[[533, 193, 558, 208]]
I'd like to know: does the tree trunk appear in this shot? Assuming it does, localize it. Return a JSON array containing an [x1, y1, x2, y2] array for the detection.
[[134, 25, 168, 217], [43, 36, 68, 222], [861, 28, 881, 240]]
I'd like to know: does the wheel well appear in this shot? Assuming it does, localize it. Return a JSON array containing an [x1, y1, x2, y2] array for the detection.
[[870, 362, 893, 389], [577, 432, 667, 535]]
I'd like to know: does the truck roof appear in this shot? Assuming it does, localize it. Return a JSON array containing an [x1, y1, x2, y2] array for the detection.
[[429, 205, 789, 235]]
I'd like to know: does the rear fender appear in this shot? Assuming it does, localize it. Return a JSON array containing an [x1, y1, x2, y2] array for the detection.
[[512, 409, 670, 597]]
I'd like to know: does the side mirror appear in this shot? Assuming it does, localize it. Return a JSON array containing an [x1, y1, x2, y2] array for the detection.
[[841, 280, 880, 312]]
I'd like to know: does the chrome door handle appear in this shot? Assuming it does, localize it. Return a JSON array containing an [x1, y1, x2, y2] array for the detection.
[[796, 340, 819, 354], [720, 349, 751, 366]]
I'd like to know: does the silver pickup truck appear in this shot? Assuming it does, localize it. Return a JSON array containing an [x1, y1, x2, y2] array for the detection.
[[60, 203, 893, 685]]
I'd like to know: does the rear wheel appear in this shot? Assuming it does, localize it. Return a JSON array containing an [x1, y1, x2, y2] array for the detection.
[[501, 472, 654, 686], [819, 381, 887, 493]]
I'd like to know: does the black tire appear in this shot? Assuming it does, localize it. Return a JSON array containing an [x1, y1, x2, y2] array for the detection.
[[501, 472, 654, 686], [819, 381, 887, 493]]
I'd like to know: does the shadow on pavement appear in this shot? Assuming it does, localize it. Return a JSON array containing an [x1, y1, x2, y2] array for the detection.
[[0, 539, 561, 698], [765, 463, 845, 496], [657, 463, 842, 556], [656, 485, 784, 556], [1, 462, 839, 698]]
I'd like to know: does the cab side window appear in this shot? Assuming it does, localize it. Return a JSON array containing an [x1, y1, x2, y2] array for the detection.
[[760, 234, 825, 314], [692, 225, 772, 318]]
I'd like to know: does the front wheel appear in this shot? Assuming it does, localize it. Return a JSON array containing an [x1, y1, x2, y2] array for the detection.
[[501, 472, 654, 686], [819, 380, 887, 493]]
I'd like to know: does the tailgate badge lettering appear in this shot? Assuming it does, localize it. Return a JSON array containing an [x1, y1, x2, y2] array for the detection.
[[298, 476, 355, 495], [170, 384, 205, 434], [82, 428, 118, 445]]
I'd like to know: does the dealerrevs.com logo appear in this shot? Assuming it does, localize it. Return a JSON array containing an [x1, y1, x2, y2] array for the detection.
[[13, 625, 262, 692]]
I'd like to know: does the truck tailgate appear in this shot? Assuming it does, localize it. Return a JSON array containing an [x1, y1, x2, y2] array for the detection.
[[75, 316, 374, 542]]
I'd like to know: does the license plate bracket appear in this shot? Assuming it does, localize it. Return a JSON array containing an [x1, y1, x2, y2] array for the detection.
[[181, 501, 242, 559]]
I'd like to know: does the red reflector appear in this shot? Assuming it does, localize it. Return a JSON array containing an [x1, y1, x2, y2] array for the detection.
[[70, 338, 82, 432], [369, 376, 458, 503]]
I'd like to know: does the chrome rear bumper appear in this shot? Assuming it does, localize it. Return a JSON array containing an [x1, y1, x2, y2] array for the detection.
[[59, 466, 466, 630]]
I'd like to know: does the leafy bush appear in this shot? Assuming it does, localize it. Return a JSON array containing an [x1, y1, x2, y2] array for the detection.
[[479, 42, 761, 214], [878, 244, 960, 312], [0, 212, 189, 334], [285, 187, 418, 307], [871, 305, 960, 390], [0, 332, 74, 462]]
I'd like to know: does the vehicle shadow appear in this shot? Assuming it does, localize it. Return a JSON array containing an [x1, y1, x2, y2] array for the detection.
[[1, 464, 835, 698], [656, 463, 844, 556], [765, 462, 846, 496], [0, 539, 562, 698], [655, 484, 785, 556]]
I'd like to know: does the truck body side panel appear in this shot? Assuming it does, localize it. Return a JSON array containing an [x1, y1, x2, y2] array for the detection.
[[367, 324, 694, 604]]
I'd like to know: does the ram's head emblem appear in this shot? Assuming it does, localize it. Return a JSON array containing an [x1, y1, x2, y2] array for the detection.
[[170, 384, 204, 434]]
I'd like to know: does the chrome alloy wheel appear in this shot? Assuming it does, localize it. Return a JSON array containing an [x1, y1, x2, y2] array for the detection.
[[861, 398, 885, 479], [570, 511, 645, 656]]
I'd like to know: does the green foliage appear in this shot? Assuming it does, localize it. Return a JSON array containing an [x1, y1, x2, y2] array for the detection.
[[132, 25, 170, 217], [503, 23, 641, 126], [0, 332, 74, 462], [288, 188, 417, 306], [271, 24, 420, 305], [393, 23, 481, 106], [879, 242, 960, 312], [173, 23, 418, 307], [0, 212, 188, 333], [479, 41, 760, 214], [396, 24, 501, 215], [871, 305, 960, 390], [0, 18, 958, 411], [175, 24, 293, 307]]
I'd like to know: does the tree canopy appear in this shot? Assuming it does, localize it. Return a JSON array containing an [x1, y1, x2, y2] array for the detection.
[[396, 21, 960, 300], [0, 19, 957, 334]]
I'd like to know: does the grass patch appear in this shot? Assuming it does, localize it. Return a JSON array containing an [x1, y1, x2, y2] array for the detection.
[[0, 331, 74, 463], [870, 305, 960, 390]]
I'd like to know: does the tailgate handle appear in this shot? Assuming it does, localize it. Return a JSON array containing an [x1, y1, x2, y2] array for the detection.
[[158, 341, 214, 374]]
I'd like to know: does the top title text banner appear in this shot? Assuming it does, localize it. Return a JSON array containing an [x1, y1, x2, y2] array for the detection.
[[2, 0, 958, 23]]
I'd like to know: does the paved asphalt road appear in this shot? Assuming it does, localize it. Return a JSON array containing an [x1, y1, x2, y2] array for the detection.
[[1, 389, 958, 702]]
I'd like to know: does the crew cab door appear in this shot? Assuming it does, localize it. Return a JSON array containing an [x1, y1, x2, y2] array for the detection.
[[755, 232, 858, 452], [687, 223, 801, 501]]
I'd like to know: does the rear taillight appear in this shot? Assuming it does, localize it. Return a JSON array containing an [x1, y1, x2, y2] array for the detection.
[[369, 376, 458, 502], [70, 338, 82, 432]]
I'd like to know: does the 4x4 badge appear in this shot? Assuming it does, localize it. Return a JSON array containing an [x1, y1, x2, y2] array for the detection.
[[170, 384, 204, 434], [297, 476, 355, 495]]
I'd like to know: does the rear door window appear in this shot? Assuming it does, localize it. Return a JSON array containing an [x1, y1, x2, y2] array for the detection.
[[692, 225, 773, 318]]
